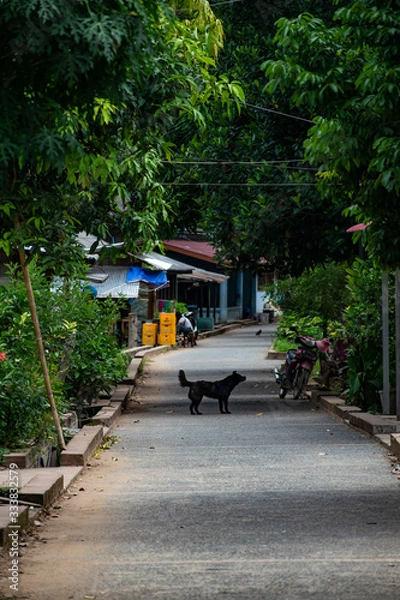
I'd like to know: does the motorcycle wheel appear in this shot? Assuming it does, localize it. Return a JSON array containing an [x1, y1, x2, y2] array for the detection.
[[279, 387, 288, 399], [293, 368, 309, 399]]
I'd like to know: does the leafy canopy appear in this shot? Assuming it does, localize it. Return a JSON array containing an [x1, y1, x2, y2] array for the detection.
[[161, 0, 356, 276], [262, 1, 400, 270], [0, 0, 240, 273]]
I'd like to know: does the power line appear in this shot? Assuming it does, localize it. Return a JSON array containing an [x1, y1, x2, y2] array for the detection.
[[177, 0, 243, 13], [161, 159, 306, 165], [162, 182, 317, 187], [160, 160, 317, 171], [209, 0, 244, 5], [244, 101, 316, 125]]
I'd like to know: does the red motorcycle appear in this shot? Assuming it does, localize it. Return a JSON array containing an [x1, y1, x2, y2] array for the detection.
[[274, 334, 331, 399]]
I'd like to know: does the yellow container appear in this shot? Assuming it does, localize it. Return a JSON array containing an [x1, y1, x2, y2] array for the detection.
[[159, 323, 175, 335], [158, 332, 176, 346], [142, 323, 158, 346], [160, 312, 176, 328]]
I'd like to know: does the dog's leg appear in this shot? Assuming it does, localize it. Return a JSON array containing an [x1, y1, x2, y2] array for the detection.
[[194, 400, 203, 415], [219, 396, 231, 414], [194, 394, 203, 415], [189, 391, 203, 415]]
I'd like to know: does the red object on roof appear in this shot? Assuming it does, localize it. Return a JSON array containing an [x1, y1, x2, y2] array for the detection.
[[163, 240, 218, 264], [346, 222, 371, 233]]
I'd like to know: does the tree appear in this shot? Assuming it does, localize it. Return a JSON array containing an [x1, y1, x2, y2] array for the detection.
[[262, 1, 400, 271], [0, 0, 231, 265], [0, 0, 236, 448], [160, 0, 357, 276]]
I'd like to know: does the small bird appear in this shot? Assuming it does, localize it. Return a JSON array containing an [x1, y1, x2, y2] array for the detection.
[[256, 329, 262, 336]]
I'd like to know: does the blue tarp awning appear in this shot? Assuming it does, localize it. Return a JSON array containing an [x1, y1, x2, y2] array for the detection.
[[126, 266, 168, 287]]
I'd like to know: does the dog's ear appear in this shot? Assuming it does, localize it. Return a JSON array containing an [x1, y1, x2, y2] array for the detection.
[[232, 371, 237, 374]]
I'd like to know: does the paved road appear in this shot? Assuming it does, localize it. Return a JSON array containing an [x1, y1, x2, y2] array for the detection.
[[6, 323, 400, 599]]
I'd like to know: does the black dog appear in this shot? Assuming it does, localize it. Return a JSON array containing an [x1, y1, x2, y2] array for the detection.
[[179, 370, 246, 415]]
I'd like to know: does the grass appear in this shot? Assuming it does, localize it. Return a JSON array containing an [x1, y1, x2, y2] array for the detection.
[[271, 337, 295, 353]]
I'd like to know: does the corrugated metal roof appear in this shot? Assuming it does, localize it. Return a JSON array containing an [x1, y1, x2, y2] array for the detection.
[[134, 251, 193, 273], [178, 269, 228, 284], [77, 232, 124, 253], [163, 240, 218, 263], [87, 266, 140, 299], [136, 252, 229, 284]]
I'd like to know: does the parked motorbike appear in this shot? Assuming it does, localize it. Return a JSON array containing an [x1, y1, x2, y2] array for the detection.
[[317, 338, 349, 391], [273, 334, 331, 399], [184, 311, 198, 341]]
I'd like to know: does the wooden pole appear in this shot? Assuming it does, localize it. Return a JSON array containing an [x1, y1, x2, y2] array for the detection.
[[396, 269, 400, 420], [15, 219, 66, 449], [381, 272, 390, 414]]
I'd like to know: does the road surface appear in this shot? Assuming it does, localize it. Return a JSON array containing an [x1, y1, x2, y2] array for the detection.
[[1, 322, 399, 599]]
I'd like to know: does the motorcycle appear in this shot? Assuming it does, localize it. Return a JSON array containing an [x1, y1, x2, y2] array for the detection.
[[177, 311, 198, 347], [317, 338, 349, 391], [273, 334, 331, 399], [184, 311, 198, 341]]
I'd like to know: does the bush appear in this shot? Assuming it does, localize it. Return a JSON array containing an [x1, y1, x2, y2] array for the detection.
[[268, 258, 390, 413], [0, 262, 128, 449], [266, 262, 350, 335], [343, 258, 392, 412]]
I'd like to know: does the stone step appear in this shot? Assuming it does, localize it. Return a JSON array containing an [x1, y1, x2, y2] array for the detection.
[[60, 424, 104, 467], [19, 472, 64, 507], [122, 358, 141, 384], [390, 433, 400, 459], [109, 384, 132, 407], [91, 402, 122, 428], [0, 505, 29, 549], [348, 412, 399, 435]]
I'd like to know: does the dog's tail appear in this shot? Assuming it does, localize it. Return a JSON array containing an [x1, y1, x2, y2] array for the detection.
[[179, 369, 191, 388]]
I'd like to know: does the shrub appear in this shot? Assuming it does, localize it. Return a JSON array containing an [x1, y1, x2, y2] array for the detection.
[[0, 262, 128, 449], [343, 258, 392, 412], [268, 258, 391, 413], [266, 262, 350, 336]]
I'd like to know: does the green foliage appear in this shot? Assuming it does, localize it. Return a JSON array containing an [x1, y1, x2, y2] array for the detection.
[[0, 0, 240, 274], [64, 297, 129, 411], [174, 301, 188, 315], [160, 0, 356, 275], [266, 262, 350, 334], [343, 259, 392, 412], [271, 258, 392, 412], [274, 314, 325, 345], [0, 262, 128, 448], [263, 1, 400, 270]]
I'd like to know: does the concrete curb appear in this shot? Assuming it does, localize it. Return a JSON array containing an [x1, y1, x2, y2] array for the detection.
[[307, 388, 400, 458], [19, 472, 64, 507], [60, 425, 104, 467], [0, 506, 29, 550]]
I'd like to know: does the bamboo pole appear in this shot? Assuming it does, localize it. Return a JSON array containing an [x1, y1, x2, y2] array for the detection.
[[15, 218, 66, 450], [381, 271, 390, 414], [396, 269, 400, 421]]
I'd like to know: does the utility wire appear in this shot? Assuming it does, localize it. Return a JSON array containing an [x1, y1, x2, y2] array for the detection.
[[243, 101, 316, 125], [160, 160, 317, 171], [209, 0, 244, 5], [161, 160, 308, 165], [162, 182, 317, 187]]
